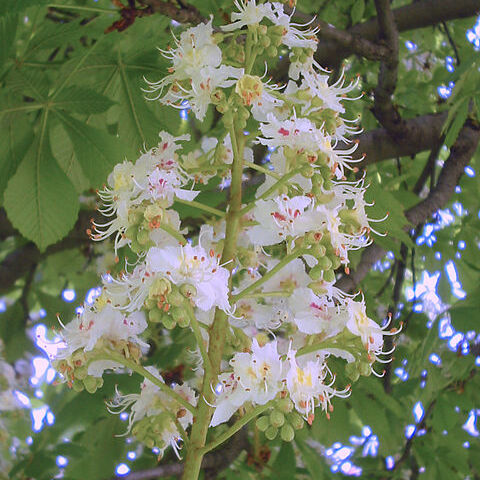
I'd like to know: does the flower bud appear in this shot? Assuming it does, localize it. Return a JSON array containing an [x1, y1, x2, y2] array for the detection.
[[235, 74, 263, 106], [83, 375, 98, 394], [288, 411, 304, 430], [171, 307, 189, 328], [163, 315, 176, 330], [266, 45, 278, 57], [323, 269, 336, 283], [359, 362, 372, 377], [280, 423, 295, 442], [74, 365, 88, 380], [179, 284, 197, 298], [270, 409, 285, 428], [256, 415, 270, 432], [72, 381, 84, 392], [149, 278, 172, 299], [277, 397, 294, 413], [265, 425, 278, 440], [168, 289, 185, 307], [148, 308, 164, 323]]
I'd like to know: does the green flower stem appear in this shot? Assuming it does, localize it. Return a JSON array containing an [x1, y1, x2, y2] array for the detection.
[[97, 350, 195, 414], [245, 27, 258, 75], [47, 4, 115, 14], [232, 248, 308, 302], [187, 305, 213, 377], [239, 166, 304, 216], [244, 160, 281, 180], [175, 198, 225, 217], [241, 290, 293, 299], [199, 402, 273, 456], [295, 331, 357, 358], [181, 118, 246, 480], [160, 224, 187, 246]]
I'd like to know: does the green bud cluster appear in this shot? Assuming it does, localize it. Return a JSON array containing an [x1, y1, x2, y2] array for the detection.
[[53, 350, 105, 394], [145, 278, 195, 329], [255, 398, 304, 442], [303, 232, 340, 284], [131, 412, 172, 451], [290, 47, 314, 65], [125, 202, 166, 254]]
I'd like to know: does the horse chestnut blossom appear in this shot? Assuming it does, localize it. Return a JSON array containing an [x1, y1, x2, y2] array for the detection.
[[51, 1, 399, 476]]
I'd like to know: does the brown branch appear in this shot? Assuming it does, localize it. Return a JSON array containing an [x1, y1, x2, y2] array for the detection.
[[0, 210, 94, 295], [313, 0, 480, 68], [372, 0, 404, 134], [287, 9, 390, 62], [343, 112, 447, 168], [112, 428, 248, 480], [137, 0, 205, 24], [336, 119, 480, 293]]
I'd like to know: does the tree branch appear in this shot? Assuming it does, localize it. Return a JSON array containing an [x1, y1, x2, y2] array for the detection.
[[313, 0, 480, 68], [0, 210, 94, 294], [372, 0, 404, 134], [137, 0, 205, 24], [336, 119, 480, 292]]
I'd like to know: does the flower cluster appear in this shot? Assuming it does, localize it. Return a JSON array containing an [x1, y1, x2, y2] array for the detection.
[[52, 0, 398, 464]]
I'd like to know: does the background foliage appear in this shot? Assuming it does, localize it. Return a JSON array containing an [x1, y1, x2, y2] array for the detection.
[[0, 0, 479, 479]]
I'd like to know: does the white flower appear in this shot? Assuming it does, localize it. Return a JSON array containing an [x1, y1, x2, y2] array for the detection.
[[231, 298, 279, 331], [146, 244, 231, 312], [255, 150, 311, 198], [258, 114, 322, 152], [345, 298, 384, 355], [231, 339, 283, 404], [301, 70, 359, 115], [211, 339, 284, 426], [269, 3, 319, 50], [289, 287, 348, 335], [146, 20, 222, 94], [261, 258, 311, 292], [222, 0, 274, 31], [285, 348, 336, 420], [58, 304, 147, 356], [108, 367, 197, 457], [247, 195, 325, 246], [163, 65, 243, 121]]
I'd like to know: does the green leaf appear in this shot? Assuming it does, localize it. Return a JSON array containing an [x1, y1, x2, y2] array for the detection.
[[3, 116, 79, 251], [116, 53, 163, 155], [55, 111, 122, 187], [49, 121, 90, 193], [271, 442, 296, 480], [295, 438, 325, 479], [53, 87, 114, 114], [64, 416, 127, 480], [351, 0, 365, 24], [0, 0, 48, 16], [7, 68, 50, 101], [0, 13, 17, 72], [0, 111, 34, 201], [444, 99, 468, 147]]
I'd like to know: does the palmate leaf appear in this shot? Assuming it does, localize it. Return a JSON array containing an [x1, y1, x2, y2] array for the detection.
[[49, 121, 90, 194], [53, 86, 114, 114], [0, 110, 34, 201], [0, 0, 48, 17], [115, 50, 172, 157], [3, 114, 79, 251], [0, 12, 17, 72], [54, 110, 123, 187]]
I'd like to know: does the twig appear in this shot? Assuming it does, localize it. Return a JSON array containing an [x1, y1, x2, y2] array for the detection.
[[441, 21, 461, 66]]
